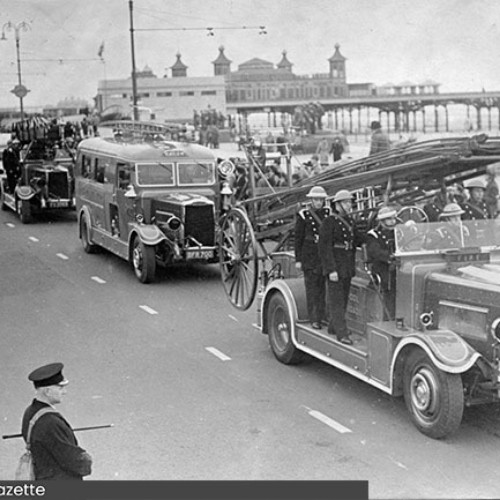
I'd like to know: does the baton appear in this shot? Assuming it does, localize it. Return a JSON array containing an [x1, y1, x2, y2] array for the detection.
[[2, 423, 114, 440]]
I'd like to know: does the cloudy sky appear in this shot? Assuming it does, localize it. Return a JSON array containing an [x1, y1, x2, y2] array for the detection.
[[0, 0, 499, 109]]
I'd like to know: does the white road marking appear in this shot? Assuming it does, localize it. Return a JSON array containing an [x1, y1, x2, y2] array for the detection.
[[307, 408, 352, 434], [56, 253, 69, 260], [139, 305, 158, 315], [228, 314, 239, 322], [205, 347, 231, 361], [6, 223, 15, 228], [91, 276, 106, 284], [389, 456, 409, 470], [29, 236, 39, 242]]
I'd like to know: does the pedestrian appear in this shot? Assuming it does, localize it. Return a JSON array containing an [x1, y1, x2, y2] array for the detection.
[[319, 189, 361, 344], [369, 121, 391, 155], [330, 136, 344, 162], [365, 206, 397, 320], [21, 362, 92, 480], [295, 186, 330, 329], [2, 139, 20, 193], [315, 137, 330, 169], [462, 179, 489, 220]]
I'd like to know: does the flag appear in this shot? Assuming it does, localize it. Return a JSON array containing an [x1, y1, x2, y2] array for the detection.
[[98, 42, 104, 60]]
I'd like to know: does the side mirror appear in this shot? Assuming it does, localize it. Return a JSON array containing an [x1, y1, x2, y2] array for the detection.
[[124, 185, 137, 198]]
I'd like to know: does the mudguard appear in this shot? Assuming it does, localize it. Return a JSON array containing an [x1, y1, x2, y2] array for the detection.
[[129, 223, 166, 246], [261, 278, 305, 337], [393, 329, 481, 374], [16, 186, 36, 201]]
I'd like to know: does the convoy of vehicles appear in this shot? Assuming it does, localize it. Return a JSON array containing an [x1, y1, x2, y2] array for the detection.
[[0, 139, 75, 223], [74, 132, 233, 282]]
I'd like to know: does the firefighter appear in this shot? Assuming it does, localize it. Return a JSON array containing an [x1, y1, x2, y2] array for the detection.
[[366, 206, 397, 320], [2, 139, 21, 193], [462, 179, 489, 220], [426, 203, 469, 249], [319, 189, 361, 345], [294, 186, 330, 329]]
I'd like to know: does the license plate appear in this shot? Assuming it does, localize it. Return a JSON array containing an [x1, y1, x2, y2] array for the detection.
[[186, 249, 214, 260], [48, 200, 69, 208]]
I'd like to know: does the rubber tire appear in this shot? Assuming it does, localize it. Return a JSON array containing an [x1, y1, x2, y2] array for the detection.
[[267, 293, 304, 365], [132, 237, 156, 284], [403, 350, 464, 439], [80, 215, 97, 254], [17, 199, 31, 224]]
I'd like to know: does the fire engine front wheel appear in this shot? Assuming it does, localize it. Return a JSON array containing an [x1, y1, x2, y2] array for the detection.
[[403, 350, 464, 439], [267, 293, 304, 365], [17, 199, 32, 224], [80, 215, 97, 254], [132, 238, 156, 284]]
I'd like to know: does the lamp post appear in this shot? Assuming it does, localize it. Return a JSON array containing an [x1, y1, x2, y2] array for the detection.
[[1, 21, 31, 121], [128, 0, 139, 121]]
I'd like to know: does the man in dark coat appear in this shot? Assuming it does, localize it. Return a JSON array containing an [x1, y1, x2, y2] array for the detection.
[[2, 140, 20, 193], [319, 189, 360, 344], [461, 179, 489, 220], [366, 206, 397, 320], [295, 186, 330, 329], [369, 121, 391, 155], [21, 363, 92, 480]]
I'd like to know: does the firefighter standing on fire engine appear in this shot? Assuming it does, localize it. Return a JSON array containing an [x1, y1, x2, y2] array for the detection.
[[319, 189, 361, 345], [365, 206, 397, 320], [294, 186, 330, 329]]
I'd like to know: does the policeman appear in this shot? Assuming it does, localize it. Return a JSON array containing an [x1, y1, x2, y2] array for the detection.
[[462, 179, 489, 220], [295, 186, 330, 329], [22, 362, 92, 480], [426, 203, 468, 249], [319, 189, 360, 345], [366, 206, 397, 320]]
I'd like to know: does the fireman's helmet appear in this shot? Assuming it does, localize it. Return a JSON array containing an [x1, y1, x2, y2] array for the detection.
[[439, 203, 465, 219], [377, 206, 398, 220], [306, 186, 327, 198], [332, 189, 353, 203], [466, 179, 486, 190]]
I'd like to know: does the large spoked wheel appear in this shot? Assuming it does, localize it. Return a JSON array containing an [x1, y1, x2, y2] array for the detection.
[[80, 214, 97, 254], [219, 207, 259, 310], [403, 350, 464, 439], [17, 199, 32, 224], [132, 237, 156, 284], [267, 293, 304, 365]]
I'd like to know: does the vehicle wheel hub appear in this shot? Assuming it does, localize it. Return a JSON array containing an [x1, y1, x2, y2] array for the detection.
[[411, 368, 438, 414]]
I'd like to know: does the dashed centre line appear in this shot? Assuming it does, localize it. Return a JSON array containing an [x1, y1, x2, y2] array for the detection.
[[139, 305, 158, 315], [6, 223, 15, 228], [307, 408, 352, 434], [91, 276, 106, 284], [206, 347, 231, 361], [56, 253, 69, 260], [228, 314, 239, 322], [29, 236, 39, 242]]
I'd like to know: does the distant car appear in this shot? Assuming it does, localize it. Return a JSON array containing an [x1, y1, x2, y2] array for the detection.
[[0, 139, 75, 223]]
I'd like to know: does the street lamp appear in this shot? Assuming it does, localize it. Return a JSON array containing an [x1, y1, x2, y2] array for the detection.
[[1, 21, 31, 121]]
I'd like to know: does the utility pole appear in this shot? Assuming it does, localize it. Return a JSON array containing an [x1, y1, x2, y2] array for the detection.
[[129, 0, 139, 121]]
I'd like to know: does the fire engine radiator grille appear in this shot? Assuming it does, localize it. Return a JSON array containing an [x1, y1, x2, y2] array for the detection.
[[185, 204, 215, 246], [48, 171, 69, 199]]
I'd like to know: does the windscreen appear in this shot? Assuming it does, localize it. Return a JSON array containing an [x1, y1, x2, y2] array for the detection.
[[177, 162, 215, 186], [136, 162, 174, 186], [395, 219, 500, 253]]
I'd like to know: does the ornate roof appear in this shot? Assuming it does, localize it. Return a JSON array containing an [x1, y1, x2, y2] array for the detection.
[[237, 57, 274, 71], [277, 50, 293, 70], [212, 46, 232, 65], [328, 43, 346, 62], [171, 53, 188, 70]]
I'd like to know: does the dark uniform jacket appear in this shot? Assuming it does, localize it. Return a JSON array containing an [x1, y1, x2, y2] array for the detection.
[[461, 200, 489, 220], [366, 226, 395, 290], [22, 399, 92, 480], [295, 206, 330, 272], [426, 224, 470, 249], [2, 146, 19, 174], [319, 210, 360, 278]]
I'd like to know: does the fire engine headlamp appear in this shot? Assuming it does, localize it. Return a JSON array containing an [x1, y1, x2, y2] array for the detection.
[[165, 215, 181, 232], [218, 159, 235, 178], [491, 318, 500, 342]]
